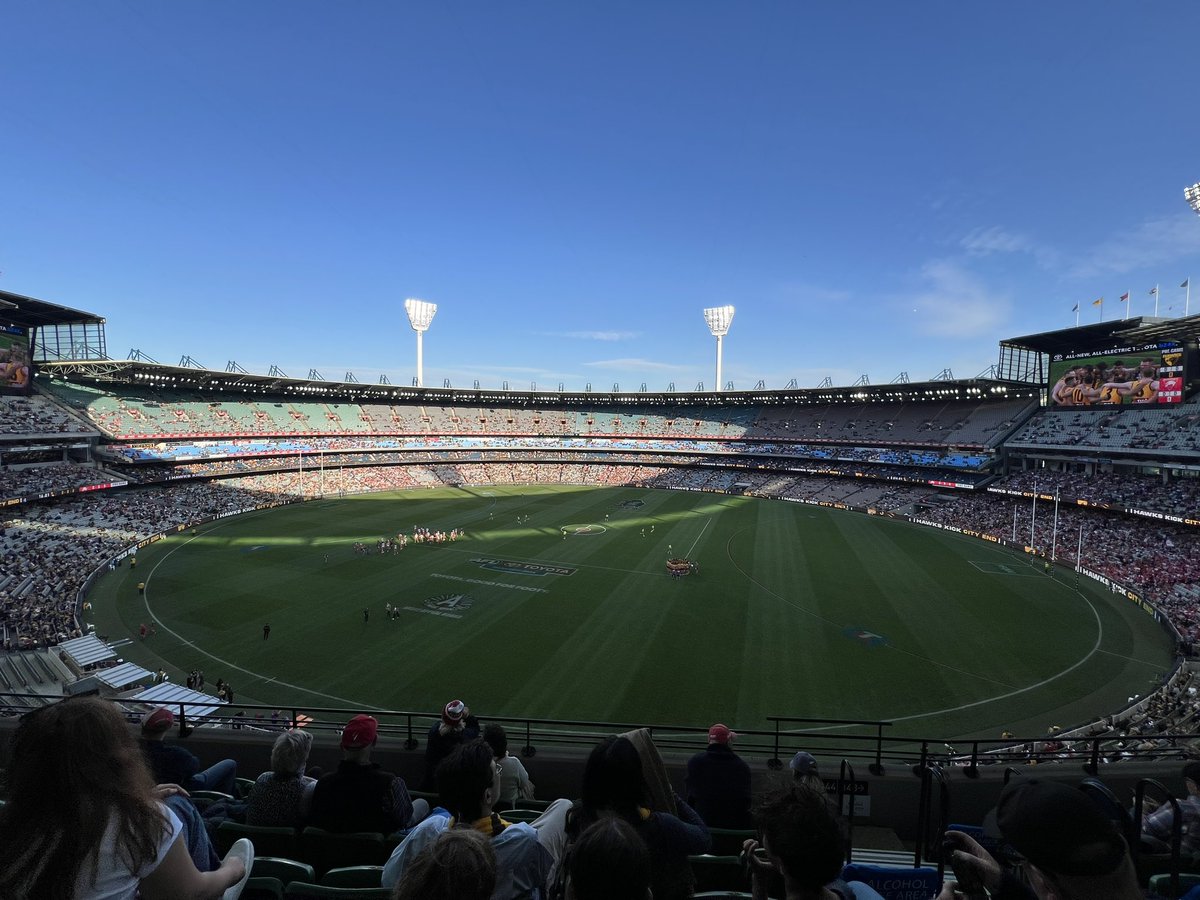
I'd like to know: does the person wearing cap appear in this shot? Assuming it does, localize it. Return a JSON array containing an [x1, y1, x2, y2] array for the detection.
[[384, 738, 552, 900], [309, 714, 428, 834], [790, 751, 826, 797], [1141, 760, 1200, 857], [684, 723, 753, 829], [936, 777, 1141, 900], [422, 699, 481, 791], [139, 707, 238, 796]]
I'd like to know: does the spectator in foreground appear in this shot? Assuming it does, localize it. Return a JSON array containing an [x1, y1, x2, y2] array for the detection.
[[246, 729, 318, 827], [0, 697, 245, 900], [393, 827, 497, 900], [483, 723, 536, 809], [937, 777, 1141, 900], [685, 722, 753, 829], [1140, 760, 1200, 856], [564, 815, 653, 900], [565, 735, 710, 900], [423, 698, 481, 790], [742, 787, 884, 900], [139, 706, 238, 796], [384, 739, 552, 899], [309, 714, 428, 834]]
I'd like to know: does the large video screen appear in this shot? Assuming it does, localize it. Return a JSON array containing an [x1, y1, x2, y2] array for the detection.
[[0, 326, 31, 396], [1048, 341, 1185, 407]]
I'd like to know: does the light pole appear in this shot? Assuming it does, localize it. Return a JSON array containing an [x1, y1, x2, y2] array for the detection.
[[404, 298, 438, 388], [1186, 182, 1200, 216], [703, 305, 735, 392]]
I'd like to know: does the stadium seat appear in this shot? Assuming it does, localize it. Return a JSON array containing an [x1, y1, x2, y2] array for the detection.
[[689, 854, 749, 894], [1150, 872, 1200, 899], [282, 886, 391, 899], [299, 828, 387, 876], [217, 822, 300, 859], [708, 827, 755, 857], [244, 877, 285, 900], [839, 863, 941, 900], [509, 797, 551, 812], [235, 777, 257, 799], [320, 867, 383, 888], [500, 808, 541, 824], [250, 857, 316, 887]]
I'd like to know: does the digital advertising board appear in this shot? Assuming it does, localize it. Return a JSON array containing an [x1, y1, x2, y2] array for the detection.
[[1048, 341, 1186, 407], [0, 326, 31, 395]]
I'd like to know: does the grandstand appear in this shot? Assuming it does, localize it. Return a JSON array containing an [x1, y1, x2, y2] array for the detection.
[[7, 289, 1200, 889]]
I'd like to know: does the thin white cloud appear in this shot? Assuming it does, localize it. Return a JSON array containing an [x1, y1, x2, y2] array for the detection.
[[1068, 214, 1200, 278], [541, 330, 641, 341], [960, 226, 1034, 256], [905, 260, 1012, 339], [583, 357, 690, 372]]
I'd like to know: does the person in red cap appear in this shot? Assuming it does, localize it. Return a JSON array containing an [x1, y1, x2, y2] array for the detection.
[[309, 714, 428, 834], [421, 699, 481, 791], [684, 723, 753, 829], [139, 706, 238, 796]]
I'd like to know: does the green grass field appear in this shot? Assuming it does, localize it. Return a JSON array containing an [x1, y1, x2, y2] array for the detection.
[[87, 485, 1175, 739]]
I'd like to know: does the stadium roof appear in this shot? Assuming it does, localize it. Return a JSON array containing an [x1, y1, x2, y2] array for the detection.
[[1001, 314, 1200, 356], [0, 289, 106, 328], [58, 634, 118, 668], [37, 358, 1042, 406]]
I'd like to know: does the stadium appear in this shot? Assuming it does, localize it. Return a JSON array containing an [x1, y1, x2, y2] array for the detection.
[[5, 283, 1200, 895]]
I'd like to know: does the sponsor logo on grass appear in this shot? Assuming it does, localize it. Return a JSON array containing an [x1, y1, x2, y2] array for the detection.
[[243, 545, 270, 553], [472, 557, 576, 577], [425, 593, 474, 614], [618, 500, 644, 509]]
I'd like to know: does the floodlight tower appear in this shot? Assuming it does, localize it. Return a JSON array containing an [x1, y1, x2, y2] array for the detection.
[[703, 305, 735, 392], [1187, 182, 1200, 215], [404, 298, 438, 388]]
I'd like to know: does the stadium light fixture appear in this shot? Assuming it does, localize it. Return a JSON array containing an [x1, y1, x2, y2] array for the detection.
[[1187, 182, 1200, 216], [404, 298, 438, 388], [703, 305, 735, 393]]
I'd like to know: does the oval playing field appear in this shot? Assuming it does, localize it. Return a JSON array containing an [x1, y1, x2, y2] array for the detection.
[[88, 484, 1175, 739]]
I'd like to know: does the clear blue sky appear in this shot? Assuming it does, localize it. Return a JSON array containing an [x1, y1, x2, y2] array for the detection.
[[3, 2, 1199, 391]]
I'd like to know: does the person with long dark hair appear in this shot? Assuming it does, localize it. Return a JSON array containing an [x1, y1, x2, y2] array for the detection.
[[0, 697, 246, 899], [564, 735, 710, 900]]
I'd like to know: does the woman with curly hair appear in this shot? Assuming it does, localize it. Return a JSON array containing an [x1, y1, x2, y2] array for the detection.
[[0, 696, 246, 899]]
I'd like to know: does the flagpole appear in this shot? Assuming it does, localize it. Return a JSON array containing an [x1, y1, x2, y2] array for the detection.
[[1012, 505, 1018, 543], [1124, 289, 1130, 320], [1154, 284, 1160, 317], [1074, 305, 1080, 327], [1188, 279, 1192, 317], [1030, 481, 1038, 551]]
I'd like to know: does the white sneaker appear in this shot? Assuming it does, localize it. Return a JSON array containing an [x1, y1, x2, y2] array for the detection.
[[221, 837, 254, 900]]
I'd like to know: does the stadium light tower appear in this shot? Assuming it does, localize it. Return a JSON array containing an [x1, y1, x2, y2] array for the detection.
[[703, 305, 735, 392], [1187, 182, 1200, 216], [404, 298, 438, 388]]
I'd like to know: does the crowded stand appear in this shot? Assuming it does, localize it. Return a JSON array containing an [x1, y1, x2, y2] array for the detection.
[[0, 393, 97, 435], [996, 468, 1200, 518], [1007, 395, 1200, 456], [0, 462, 122, 499]]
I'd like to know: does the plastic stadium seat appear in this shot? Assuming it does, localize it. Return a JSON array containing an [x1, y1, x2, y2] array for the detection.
[[299, 828, 387, 876], [243, 877, 285, 900], [840, 863, 941, 900], [216, 822, 300, 860], [320, 867, 383, 888], [236, 777, 257, 800], [1150, 872, 1200, 898], [500, 809, 541, 824], [510, 797, 552, 812], [283, 886, 392, 899], [250, 857, 316, 887], [689, 854, 750, 894], [707, 827, 755, 857]]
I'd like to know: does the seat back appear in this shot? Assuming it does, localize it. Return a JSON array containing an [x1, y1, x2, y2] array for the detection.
[[299, 827, 387, 876], [840, 863, 941, 900], [217, 821, 300, 860], [251, 856, 316, 887], [321, 866, 384, 888]]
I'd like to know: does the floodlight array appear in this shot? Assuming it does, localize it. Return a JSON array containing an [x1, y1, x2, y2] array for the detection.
[[404, 298, 438, 332], [1187, 182, 1200, 216], [703, 305, 735, 337]]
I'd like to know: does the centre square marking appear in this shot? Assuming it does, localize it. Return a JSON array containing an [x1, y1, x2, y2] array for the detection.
[[471, 557, 577, 577], [969, 560, 1040, 577]]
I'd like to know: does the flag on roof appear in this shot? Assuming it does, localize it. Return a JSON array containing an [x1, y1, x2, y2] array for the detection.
[[1119, 292, 1130, 302], [1149, 286, 1158, 295], [1072, 303, 1079, 312], [1184, 279, 1191, 289], [1092, 298, 1103, 307]]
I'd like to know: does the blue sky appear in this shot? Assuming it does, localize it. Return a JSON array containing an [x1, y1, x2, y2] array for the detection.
[[3, 2, 1199, 392]]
